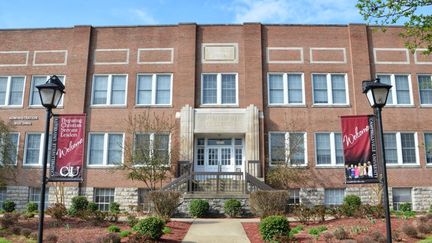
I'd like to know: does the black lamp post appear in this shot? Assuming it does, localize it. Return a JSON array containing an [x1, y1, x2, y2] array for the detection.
[[362, 78, 392, 243], [36, 75, 65, 243]]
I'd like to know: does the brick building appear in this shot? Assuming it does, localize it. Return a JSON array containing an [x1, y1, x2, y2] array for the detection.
[[0, 23, 431, 212]]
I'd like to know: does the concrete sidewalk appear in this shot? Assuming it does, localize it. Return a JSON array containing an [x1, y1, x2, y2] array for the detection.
[[182, 218, 258, 243]]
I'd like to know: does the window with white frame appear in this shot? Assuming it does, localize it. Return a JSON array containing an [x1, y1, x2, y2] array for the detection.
[[392, 188, 412, 211], [24, 133, 51, 165], [91, 74, 127, 105], [202, 73, 237, 105], [384, 132, 418, 165], [28, 187, 49, 210], [418, 75, 432, 105], [88, 133, 124, 166], [425, 133, 432, 164], [0, 133, 18, 165], [136, 74, 172, 105], [94, 188, 114, 211], [315, 132, 344, 166], [138, 188, 152, 212], [30, 75, 65, 106], [0, 188, 6, 209], [288, 189, 300, 206], [269, 132, 307, 165], [377, 74, 412, 105], [0, 76, 25, 107], [324, 188, 345, 206], [312, 73, 348, 105], [134, 133, 170, 165], [268, 73, 304, 105]]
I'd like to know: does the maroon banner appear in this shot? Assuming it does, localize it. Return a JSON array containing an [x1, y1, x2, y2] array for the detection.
[[49, 114, 86, 182], [341, 115, 378, 184]]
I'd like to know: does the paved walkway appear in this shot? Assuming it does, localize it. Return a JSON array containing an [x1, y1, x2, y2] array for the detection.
[[182, 218, 259, 243]]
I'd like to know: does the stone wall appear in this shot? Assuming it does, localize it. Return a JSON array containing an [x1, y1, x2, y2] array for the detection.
[[176, 194, 250, 217], [81, 187, 94, 202], [346, 186, 378, 205], [300, 188, 324, 206], [48, 186, 79, 208], [6, 186, 28, 211], [114, 187, 138, 211], [412, 187, 432, 211]]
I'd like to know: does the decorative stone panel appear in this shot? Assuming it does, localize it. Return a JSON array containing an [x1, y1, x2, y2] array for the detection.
[[48, 186, 79, 208], [176, 194, 250, 217], [345, 187, 378, 205], [300, 188, 324, 206], [81, 187, 94, 202], [412, 187, 432, 211], [114, 187, 139, 211], [6, 186, 28, 211]]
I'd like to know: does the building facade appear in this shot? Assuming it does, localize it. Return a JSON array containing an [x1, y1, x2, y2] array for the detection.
[[0, 23, 431, 212]]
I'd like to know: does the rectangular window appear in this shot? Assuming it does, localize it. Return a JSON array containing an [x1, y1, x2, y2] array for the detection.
[[418, 75, 432, 105], [24, 133, 51, 166], [202, 73, 237, 105], [0, 188, 6, 209], [268, 73, 304, 105], [312, 74, 348, 105], [288, 189, 300, 206], [88, 133, 124, 166], [134, 133, 170, 165], [425, 133, 432, 164], [28, 187, 49, 210], [91, 75, 127, 106], [138, 188, 152, 213], [392, 188, 412, 211], [94, 188, 114, 211], [0, 76, 25, 107], [384, 132, 418, 165], [0, 133, 19, 165], [269, 132, 307, 166], [196, 139, 205, 166], [377, 74, 412, 105], [324, 188, 345, 206], [136, 74, 172, 105], [30, 75, 65, 106], [315, 132, 344, 166]]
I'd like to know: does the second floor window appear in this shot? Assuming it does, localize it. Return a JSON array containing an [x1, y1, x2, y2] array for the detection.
[[0, 76, 25, 107], [88, 133, 124, 166], [312, 73, 348, 105], [202, 73, 237, 105], [384, 132, 418, 165], [92, 75, 127, 106], [137, 74, 172, 105], [24, 133, 51, 166], [268, 73, 304, 105], [134, 133, 170, 165], [269, 132, 307, 166], [0, 133, 19, 165], [378, 74, 412, 105], [30, 75, 65, 106], [315, 132, 344, 166], [418, 75, 432, 105]]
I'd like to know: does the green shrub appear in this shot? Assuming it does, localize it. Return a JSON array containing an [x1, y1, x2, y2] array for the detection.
[[342, 195, 361, 217], [109, 202, 120, 214], [119, 230, 131, 238], [71, 196, 89, 211], [149, 191, 180, 222], [399, 202, 412, 212], [87, 202, 98, 213], [189, 199, 209, 218], [162, 226, 172, 234], [259, 215, 290, 242], [46, 203, 67, 221], [107, 225, 121, 233], [224, 199, 242, 217], [133, 216, 165, 240], [250, 191, 289, 218], [308, 226, 327, 238], [26, 202, 38, 213], [2, 200, 15, 213], [289, 224, 304, 237]]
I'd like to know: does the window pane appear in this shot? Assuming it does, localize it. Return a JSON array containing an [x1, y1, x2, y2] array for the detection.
[[156, 75, 171, 104], [2, 133, 18, 164], [378, 75, 393, 104], [418, 75, 432, 105], [288, 74, 303, 103], [316, 133, 331, 165], [425, 133, 432, 164], [135, 134, 150, 164], [269, 74, 284, 104], [108, 134, 123, 165], [313, 74, 328, 103], [289, 133, 304, 165], [395, 75, 410, 104], [331, 74, 346, 104], [110, 75, 126, 105], [203, 74, 217, 104], [29, 187, 49, 210], [0, 77, 8, 105], [221, 74, 236, 104], [25, 134, 41, 164], [401, 133, 416, 164], [153, 134, 169, 164], [9, 77, 24, 105], [384, 133, 397, 164], [235, 148, 242, 166], [392, 188, 412, 210], [89, 134, 104, 165], [270, 133, 285, 164], [137, 75, 152, 105], [0, 188, 6, 209], [93, 76, 108, 104], [94, 188, 114, 211], [325, 189, 345, 206], [334, 133, 344, 165]]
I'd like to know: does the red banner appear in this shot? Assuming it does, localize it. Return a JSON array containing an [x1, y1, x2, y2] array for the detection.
[[341, 115, 378, 184], [50, 114, 86, 182]]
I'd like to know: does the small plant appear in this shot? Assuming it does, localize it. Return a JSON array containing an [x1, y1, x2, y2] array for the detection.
[[399, 202, 411, 212], [342, 195, 361, 217], [45, 233, 58, 243], [293, 204, 313, 223], [133, 216, 165, 240], [26, 202, 38, 213], [149, 191, 180, 222], [2, 200, 15, 213], [162, 226, 172, 234], [69, 196, 88, 218], [224, 199, 242, 217], [289, 224, 304, 236], [0, 213, 19, 229], [107, 225, 121, 233], [249, 191, 289, 218], [119, 230, 131, 238], [308, 225, 327, 238], [259, 215, 290, 242], [312, 205, 326, 222], [189, 199, 209, 218], [20, 228, 32, 238], [127, 214, 139, 227], [392, 230, 403, 242], [46, 203, 67, 221], [87, 202, 98, 213], [109, 202, 120, 214], [333, 226, 348, 240], [402, 223, 418, 238]]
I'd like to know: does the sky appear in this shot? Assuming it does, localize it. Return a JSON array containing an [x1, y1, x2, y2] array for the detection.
[[0, 0, 368, 29]]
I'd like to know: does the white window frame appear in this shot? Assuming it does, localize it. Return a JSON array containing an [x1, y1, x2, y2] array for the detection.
[[384, 132, 419, 166], [312, 73, 349, 106], [269, 132, 308, 166], [136, 73, 173, 106], [0, 76, 26, 107], [324, 188, 345, 206], [417, 74, 432, 107], [376, 73, 414, 106], [23, 132, 50, 166], [267, 73, 305, 106], [87, 133, 125, 167], [91, 74, 128, 106], [392, 187, 412, 211], [200, 73, 238, 106], [134, 133, 171, 166], [315, 132, 344, 167], [0, 132, 19, 165], [29, 75, 66, 107]]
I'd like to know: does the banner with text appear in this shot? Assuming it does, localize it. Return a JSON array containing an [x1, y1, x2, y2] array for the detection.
[[341, 115, 378, 184], [50, 114, 86, 182]]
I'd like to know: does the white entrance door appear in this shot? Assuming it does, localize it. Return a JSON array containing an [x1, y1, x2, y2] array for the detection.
[[194, 138, 243, 173], [206, 146, 233, 172]]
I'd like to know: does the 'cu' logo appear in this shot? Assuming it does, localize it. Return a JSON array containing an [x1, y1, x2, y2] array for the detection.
[[60, 166, 80, 177]]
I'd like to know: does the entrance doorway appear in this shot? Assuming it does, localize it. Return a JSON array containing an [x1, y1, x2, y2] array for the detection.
[[194, 138, 244, 172]]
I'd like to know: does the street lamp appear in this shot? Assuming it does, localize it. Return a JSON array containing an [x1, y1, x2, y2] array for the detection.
[[362, 78, 392, 243], [36, 75, 65, 243]]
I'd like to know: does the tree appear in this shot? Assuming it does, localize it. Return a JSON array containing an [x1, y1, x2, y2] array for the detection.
[[0, 119, 17, 186], [122, 110, 178, 190], [356, 0, 432, 53]]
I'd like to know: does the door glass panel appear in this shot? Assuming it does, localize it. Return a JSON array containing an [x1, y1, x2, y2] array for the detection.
[[235, 148, 242, 165], [207, 139, 232, 146], [221, 148, 231, 165], [208, 148, 218, 166]]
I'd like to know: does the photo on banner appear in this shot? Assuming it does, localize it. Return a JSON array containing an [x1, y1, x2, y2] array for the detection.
[[341, 115, 379, 184], [49, 114, 86, 182]]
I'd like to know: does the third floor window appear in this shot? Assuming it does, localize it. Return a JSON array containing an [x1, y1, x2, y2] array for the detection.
[[91, 74, 127, 106], [136, 74, 172, 106], [418, 75, 432, 105], [268, 73, 304, 105], [377, 74, 413, 105], [201, 73, 237, 105], [312, 73, 348, 105]]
